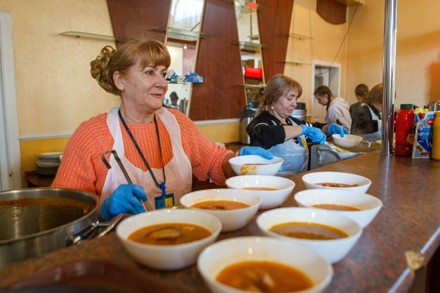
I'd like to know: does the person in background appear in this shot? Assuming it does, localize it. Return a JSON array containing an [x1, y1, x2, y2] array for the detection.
[[52, 39, 270, 220], [351, 83, 383, 142], [349, 83, 369, 117], [169, 91, 179, 107], [247, 74, 348, 174], [314, 85, 352, 131]]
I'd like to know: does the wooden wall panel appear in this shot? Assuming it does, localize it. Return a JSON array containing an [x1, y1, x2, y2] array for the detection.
[[189, 0, 245, 121], [107, 0, 171, 43], [257, 0, 294, 81], [317, 0, 346, 25]]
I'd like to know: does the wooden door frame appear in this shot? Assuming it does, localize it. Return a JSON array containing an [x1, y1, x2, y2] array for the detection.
[[0, 11, 22, 190]]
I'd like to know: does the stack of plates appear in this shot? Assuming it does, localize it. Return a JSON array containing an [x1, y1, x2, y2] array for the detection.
[[36, 152, 63, 176]]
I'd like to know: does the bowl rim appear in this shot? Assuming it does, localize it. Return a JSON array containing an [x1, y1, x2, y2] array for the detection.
[[302, 171, 372, 185], [180, 188, 262, 213], [116, 209, 222, 250], [197, 236, 334, 293], [293, 189, 383, 212], [228, 155, 283, 164], [256, 207, 363, 242], [332, 134, 363, 140], [225, 174, 295, 190]]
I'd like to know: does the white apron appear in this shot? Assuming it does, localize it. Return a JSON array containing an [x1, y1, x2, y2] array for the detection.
[[362, 105, 382, 142], [100, 107, 192, 210], [266, 120, 309, 175]]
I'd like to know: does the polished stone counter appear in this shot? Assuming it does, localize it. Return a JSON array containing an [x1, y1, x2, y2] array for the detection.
[[1, 152, 439, 292]]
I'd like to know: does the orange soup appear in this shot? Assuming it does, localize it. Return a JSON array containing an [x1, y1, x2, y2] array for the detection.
[[216, 260, 313, 292], [128, 223, 211, 245], [242, 187, 278, 191], [269, 222, 348, 240], [192, 200, 250, 210], [312, 204, 360, 211], [316, 182, 359, 187]]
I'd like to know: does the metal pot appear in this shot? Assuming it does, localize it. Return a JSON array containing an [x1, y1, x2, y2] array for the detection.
[[0, 188, 117, 267]]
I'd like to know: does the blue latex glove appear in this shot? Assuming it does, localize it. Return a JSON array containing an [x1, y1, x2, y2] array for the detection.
[[239, 146, 274, 160], [300, 125, 326, 144], [100, 184, 147, 221], [327, 123, 349, 137]]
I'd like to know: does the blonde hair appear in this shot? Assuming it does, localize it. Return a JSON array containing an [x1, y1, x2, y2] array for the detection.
[[90, 39, 171, 95], [257, 74, 303, 115]]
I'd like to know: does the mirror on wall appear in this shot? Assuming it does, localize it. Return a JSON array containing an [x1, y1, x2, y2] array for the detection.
[[164, 0, 204, 115], [234, 0, 264, 107]]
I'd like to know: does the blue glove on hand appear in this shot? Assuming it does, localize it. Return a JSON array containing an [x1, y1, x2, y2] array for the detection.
[[327, 123, 349, 137], [300, 125, 326, 144], [239, 146, 274, 160], [100, 184, 147, 221]]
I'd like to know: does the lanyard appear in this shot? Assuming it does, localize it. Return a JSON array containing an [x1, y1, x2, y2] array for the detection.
[[118, 110, 167, 195]]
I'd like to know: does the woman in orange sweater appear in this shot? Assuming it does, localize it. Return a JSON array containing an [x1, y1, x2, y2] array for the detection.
[[52, 39, 270, 220]]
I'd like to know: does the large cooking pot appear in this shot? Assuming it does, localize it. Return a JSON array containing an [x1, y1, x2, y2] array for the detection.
[[0, 188, 110, 267]]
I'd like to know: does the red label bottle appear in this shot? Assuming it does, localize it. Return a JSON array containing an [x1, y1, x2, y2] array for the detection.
[[395, 104, 415, 157]]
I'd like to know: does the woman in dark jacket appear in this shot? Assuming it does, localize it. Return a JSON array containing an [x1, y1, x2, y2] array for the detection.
[[247, 74, 348, 174]]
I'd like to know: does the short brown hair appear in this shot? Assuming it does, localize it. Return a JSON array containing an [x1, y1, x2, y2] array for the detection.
[[259, 74, 303, 112]]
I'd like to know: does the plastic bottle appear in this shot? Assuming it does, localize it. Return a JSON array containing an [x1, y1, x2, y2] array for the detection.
[[395, 104, 415, 157], [432, 111, 440, 160]]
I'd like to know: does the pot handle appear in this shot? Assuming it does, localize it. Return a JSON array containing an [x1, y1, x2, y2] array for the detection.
[[69, 214, 125, 245], [96, 213, 125, 238]]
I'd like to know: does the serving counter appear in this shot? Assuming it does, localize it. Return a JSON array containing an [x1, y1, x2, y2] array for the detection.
[[1, 151, 439, 292]]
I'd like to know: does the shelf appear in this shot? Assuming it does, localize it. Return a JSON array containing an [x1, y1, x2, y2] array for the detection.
[[284, 61, 312, 66], [154, 27, 203, 42], [242, 84, 266, 88], [60, 31, 125, 42], [289, 33, 313, 41], [332, 0, 365, 6]]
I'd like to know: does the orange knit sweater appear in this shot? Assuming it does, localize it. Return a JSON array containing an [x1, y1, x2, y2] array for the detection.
[[52, 109, 232, 197]]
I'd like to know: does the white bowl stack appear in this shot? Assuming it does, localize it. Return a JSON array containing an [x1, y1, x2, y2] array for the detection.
[[35, 152, 63, 175]]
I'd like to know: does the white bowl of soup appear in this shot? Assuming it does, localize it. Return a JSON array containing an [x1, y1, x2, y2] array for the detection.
[[294, 189, 383, 228], [180, 188, 262, 232], [302, 171, 372, 193], [198, 236, 333, 293], [116, 209, 221, 270], [256, 207, 362, 263], [225, 175, 295, 209], [332, 134, 363, 148], [229, 155, 283, 176]]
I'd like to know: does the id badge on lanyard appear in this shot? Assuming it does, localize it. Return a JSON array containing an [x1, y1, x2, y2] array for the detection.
[[154, 182, 175, 209]]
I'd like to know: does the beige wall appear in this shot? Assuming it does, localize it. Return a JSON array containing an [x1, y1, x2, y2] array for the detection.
[[291, 0, 440, 110], [285, 0, 349, 115], [1, 0, 119, 139], [346, 0, 440, 108]]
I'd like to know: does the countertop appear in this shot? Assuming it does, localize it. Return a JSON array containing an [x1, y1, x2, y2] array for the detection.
[[1, 151, 439, 292]]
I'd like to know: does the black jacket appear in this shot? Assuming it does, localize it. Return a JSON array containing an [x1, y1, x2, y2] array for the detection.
[[350, 104, 380, 135], [246, 111, 326, 149]]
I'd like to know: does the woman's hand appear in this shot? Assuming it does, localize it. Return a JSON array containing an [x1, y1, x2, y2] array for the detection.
[[100, 184, 147, 220], [327, 123, 349, 137], [239, 146, 274, 159], [300, 125, 326, 144]]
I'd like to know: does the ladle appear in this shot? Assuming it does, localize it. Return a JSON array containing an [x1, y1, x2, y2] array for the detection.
[[101, 150, 146, 212]]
